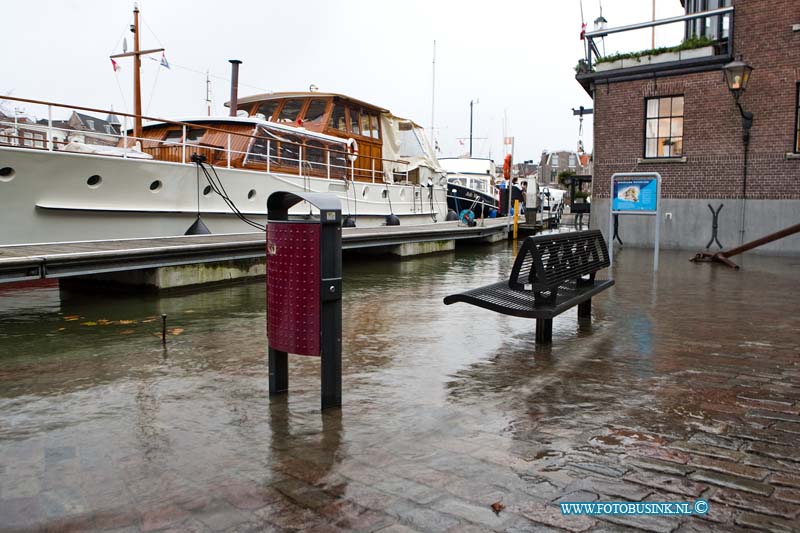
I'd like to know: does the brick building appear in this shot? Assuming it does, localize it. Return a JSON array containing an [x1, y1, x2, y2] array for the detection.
[[576, 0, 800, 254]]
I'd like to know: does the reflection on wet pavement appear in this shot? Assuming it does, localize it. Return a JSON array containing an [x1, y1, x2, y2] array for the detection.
[[0, 245, 798, 531]]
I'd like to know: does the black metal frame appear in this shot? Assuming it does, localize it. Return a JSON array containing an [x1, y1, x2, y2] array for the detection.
[[643, 94, 685, 160], [266, 191, 342, 410], [444, 230, 614, 344], [794, 82, 800, 154]]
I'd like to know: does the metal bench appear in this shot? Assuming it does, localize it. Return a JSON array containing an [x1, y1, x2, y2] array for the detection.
[[443, 230, 614, 344]]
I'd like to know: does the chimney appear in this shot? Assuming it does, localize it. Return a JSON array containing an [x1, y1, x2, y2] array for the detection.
[[229, 59, 242, 117]]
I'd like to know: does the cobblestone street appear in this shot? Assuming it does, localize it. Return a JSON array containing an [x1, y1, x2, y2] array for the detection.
[[0, 247, 798, 532]]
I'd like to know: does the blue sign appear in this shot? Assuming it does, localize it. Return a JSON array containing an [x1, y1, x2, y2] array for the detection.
[[612, 178, 658, 212]]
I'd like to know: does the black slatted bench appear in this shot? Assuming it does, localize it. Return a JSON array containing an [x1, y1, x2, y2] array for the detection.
[[443, 229, 614, 344]]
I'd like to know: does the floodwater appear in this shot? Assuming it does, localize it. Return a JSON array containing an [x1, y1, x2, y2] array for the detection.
[[0, 243, 798, 531]]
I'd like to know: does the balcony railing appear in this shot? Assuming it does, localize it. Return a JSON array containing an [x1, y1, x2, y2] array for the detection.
[[581, 6, 734, 73]]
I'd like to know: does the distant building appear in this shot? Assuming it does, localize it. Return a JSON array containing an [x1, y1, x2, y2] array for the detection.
[[1, 109, 121, 149], [538, 150, 592, 186], [576, 0, 800, 254]]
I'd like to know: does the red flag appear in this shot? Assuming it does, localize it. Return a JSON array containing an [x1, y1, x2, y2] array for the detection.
[[111, 58, 120, 72], [580, 22, 587, 40]]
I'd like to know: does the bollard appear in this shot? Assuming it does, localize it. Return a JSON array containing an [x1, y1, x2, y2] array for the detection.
[[513, 200, 520, 240], [266, 192, 342, 410], [161, 314, 167, 345]]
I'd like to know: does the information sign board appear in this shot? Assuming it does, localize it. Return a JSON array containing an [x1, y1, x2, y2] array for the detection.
[[612, 177, 659, 213]]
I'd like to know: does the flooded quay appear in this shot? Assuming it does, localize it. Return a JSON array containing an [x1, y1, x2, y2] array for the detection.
[[0, 244, 799, 532]]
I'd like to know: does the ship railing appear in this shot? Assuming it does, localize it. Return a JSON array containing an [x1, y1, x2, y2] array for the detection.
[[0, 96, 412, 185], [581, 6, 734, 72]]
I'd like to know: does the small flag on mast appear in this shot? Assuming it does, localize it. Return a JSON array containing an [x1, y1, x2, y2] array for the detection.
[[160, 52, 170, 69], [580, 22, 587, 40], [111, 58, 121, 72]]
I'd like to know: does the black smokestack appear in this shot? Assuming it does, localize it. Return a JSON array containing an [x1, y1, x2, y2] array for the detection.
[[229, 59, 242, 117]]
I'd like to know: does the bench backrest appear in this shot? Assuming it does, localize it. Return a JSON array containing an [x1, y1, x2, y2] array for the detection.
[[509, 230, 610, 291]]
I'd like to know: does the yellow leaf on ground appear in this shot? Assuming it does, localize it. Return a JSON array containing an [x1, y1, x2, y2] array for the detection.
[[118, 319, 137, 325], [97, 319, 111, 325], [80, 322, 98, 326], [141, 318, 156, 323], [57, 327, 66, 331], [120, 329, 135, 335], [63, 315, 80, 321], [169, 327, 184, 336]]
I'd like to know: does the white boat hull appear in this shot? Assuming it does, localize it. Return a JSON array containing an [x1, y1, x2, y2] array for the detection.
[[0, 147, 448, 245]]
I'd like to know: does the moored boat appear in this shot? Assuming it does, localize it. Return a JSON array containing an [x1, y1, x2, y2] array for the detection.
[[440, 157, 499, 221]]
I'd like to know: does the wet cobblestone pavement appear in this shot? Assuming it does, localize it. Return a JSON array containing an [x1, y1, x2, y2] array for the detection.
[[0, 245, 799, 532]]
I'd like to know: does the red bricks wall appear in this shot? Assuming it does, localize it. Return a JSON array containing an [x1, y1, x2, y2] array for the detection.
[[592, 0, 800, 200]]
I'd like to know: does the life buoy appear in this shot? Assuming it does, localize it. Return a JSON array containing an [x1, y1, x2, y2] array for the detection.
[[503, 153, 512, 180], [346, 138, 359, 163]]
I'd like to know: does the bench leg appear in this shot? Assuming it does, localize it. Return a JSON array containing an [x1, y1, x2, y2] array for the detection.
[[578, 298, 592, 319], [535, 318, 553, 344]]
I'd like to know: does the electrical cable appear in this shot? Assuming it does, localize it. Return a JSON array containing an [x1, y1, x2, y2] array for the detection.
[[193, 158, 265, 231]]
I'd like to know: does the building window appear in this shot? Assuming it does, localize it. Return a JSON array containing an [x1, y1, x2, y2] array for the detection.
[[568, 153, 577, 168], [645, 96, 684, 158], [551, 153, 559, 168]]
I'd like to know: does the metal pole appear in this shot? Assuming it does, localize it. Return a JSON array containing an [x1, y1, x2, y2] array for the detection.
[[608, 173, 615, 276], [469, 100, 473, 157], [654, 175, 661, 272], [47, 105, 53, 151], [181, 124, 186, 164], [266, 140, 271, 173], [227, 134, 231, 168]]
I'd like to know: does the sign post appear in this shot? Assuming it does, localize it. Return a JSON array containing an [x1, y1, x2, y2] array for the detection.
[[608, 172, 662, 275]]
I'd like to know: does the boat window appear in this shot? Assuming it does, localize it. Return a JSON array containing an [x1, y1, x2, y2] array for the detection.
[[369, 114, 381, 139], [398, 127, 426, 158], [163, 130, 183, 144], [256, 101, 280, 121], [360, 113, 371, 138], [330, 145, 348, 178], [328, 104, 347, 131], [348, 108, 361, 135], [279, 134, 300, 163], [303, 99, 328, 127], [246, 133, 277, 164], [186, 128, 205, 143], [277, 99, 304, 123], [305, 140, 326, 171]]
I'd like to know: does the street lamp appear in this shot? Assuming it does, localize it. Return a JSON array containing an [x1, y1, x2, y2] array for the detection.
[[722, 58, 754, 245], [722, 59, 754, 143]]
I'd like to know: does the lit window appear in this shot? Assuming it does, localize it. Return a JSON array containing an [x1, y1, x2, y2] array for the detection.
[[645, 96, 684, 158]]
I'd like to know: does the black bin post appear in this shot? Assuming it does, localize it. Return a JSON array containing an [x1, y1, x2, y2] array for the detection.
[[266, 192, 342, 410]]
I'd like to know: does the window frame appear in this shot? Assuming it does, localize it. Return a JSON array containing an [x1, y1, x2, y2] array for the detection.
[[643, 94, 685, 159]]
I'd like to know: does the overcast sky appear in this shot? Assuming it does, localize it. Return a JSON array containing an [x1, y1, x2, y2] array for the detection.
[[1, 0, 683, 162]]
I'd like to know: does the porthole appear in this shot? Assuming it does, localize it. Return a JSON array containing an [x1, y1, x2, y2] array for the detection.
[[149, 180, 162, 192], [247, 189, 257, 200], [381, 189, 388, 199], [362, 186, 369, 197], [0, 167, 15, 182], [203, 185, 212, 196], [87, 175, 102, 188]]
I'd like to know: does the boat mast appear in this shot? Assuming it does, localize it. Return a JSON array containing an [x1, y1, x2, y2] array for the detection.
[[430, 40, 436, 145], [109, 3, 164, 140]]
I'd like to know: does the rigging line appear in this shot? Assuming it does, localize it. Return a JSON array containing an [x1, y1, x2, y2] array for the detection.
[[145, 60, 162, 115], [112, 73, 130, 116], [139, 15, 164, 48], [165, 62, 270, 93], [108, 14, 132, 54]]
